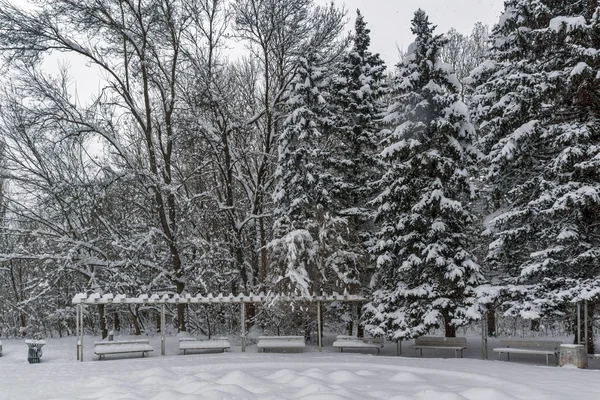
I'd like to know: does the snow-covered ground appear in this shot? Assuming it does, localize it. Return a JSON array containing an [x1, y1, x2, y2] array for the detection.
[[1, 335, 599, 399]]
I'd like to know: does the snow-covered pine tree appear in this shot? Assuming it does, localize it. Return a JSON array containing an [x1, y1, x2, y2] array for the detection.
[[471, 1, 600, 343], [329, 10, 387, 294], [364, 10, 483, 340], [269, 52, 355, 297]]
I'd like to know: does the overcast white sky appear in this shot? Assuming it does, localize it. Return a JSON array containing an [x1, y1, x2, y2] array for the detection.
[[326, 0, 506, 66], [14, 0, 507, 101]]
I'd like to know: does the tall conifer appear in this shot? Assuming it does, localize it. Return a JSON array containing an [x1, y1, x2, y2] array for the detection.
[[365, 10, 483, 340]]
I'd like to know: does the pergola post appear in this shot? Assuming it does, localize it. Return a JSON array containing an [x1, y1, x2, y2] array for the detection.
[[241, 302, 246, 352], [577, 302, 581, 344], [161, 304, 166, 356], [79, 304, 84, 362], [317, 300, 322, 352], [481, 310, 488, 360], [584, 300, 588, 352], [76, 303, 80, 360]]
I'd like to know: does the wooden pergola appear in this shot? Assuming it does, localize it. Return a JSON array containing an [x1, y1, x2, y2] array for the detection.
[[72, 291, 367, 361]]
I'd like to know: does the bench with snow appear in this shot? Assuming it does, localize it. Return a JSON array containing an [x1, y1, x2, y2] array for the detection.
[[179, 337, 231, 355], [493, 339, 562, 366], [411, 336, 467, 358], [332, 335, 384, 354], [94, 339, 154, 360], [256, 336, 305, 353]]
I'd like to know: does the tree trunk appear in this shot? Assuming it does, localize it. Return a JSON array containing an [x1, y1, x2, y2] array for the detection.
[[98, 304, 108, 339], [114, 312, 121, 333], [443, 312, 456, 337], [531, 319, 540, 332], [573, 301, 596, 354], [587, 302, 595, 354], [487, 307, 496, 337], [357, 302, 365, 337], [246, 302, 256, 333], [131, 306, 141, 335]]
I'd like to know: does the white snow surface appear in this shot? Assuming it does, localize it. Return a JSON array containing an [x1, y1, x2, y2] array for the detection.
[[1, 335, 599, 399]]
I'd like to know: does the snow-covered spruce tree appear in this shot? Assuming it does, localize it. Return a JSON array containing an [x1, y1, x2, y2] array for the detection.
[[364, 10, 483, 340], [328, 10, 387, 294], [471, 1, 600, 347], [269, 52, 356, 297]]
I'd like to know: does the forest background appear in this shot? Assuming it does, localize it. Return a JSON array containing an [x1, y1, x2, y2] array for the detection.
[[0, 0, 598, 353]]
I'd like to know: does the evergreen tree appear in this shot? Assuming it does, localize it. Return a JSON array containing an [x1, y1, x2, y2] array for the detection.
[[364, 10, 483, 340], [269, 52, 355, 296], [471, 0, 600, 336], [329, 10, 387, 293]]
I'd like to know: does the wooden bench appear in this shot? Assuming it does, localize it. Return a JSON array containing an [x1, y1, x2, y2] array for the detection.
[[94, 339, 154, 360], [411, 336, 467, 358], [493, 339, 562, 366], [332, 335, 384, 354], [256, 336, 305, 353], [179, 337, 231, 355]]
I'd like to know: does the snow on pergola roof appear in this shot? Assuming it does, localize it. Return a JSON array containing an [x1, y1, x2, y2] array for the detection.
[[72, 291, 368, 305]]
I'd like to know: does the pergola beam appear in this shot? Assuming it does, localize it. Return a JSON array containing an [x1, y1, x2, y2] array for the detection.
[[72, 292, 367, 358], [72, 292, 368, 305]]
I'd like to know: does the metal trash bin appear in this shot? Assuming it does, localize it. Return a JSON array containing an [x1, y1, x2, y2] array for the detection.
[[25, 340, 46, 364]]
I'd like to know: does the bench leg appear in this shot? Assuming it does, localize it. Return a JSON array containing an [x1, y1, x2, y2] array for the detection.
[[507, 353, 510, 362], [546, 354, 549, 366], [420, 349, 423, 357]]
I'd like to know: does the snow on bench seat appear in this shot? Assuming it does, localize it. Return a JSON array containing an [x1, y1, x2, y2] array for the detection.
[[493, 339, 562, 366], [411, 336, 467, 358], [94, 339, 154, 360], [332, 335, 384, 354], [256, 336, 305, 353], [179, 337, 231, 354]]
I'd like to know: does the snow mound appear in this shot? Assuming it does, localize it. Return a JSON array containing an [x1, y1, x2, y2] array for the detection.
[[302, 369, 328, 379], [328, 370, 368, 383], [267, 368, 298, 380], [460, 387, 517, 400], [414, 389, 468, 400], [269, 369, 302, 383], [195, 383, 257, 398], [289, 375, 325, 387], [299, 394, 353, 400], [389, 371, 426, 382], [190, 388, 246, 400], [296, 382, 338, 397], [176, 379, 212, 394], [215, 370, 257, 385], [86, 377, 127, 387]]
